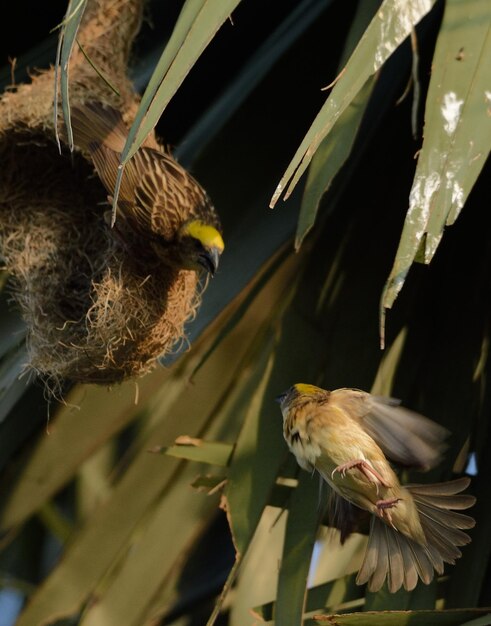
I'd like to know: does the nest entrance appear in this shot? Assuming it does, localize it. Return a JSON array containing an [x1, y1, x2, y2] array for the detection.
[[0, 132, 200, 385]]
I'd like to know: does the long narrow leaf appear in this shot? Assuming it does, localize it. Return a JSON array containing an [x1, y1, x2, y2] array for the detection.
[[270, 0, 437, 208], [382, 0, 491, 314], [0, 371, 169, 530], [124, 0, 242, 162], [296, 77, 376, 249], [112, 0, 242, 218], [177, 0, 334, 163], [274, 472, 319, 626], [80, 464, 219, 626], [54, 0, 88, 151], [296, 0, 380, 248], [188, 245, 290, 380], [14, 349, 235, 625]]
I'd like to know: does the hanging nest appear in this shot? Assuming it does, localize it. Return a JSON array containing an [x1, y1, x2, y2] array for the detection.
[[0, 0, 201, 385]]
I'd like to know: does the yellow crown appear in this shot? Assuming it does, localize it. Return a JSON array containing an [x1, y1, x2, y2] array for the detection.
[[182, 220, 224, 251], [293, 383, 324, 395]]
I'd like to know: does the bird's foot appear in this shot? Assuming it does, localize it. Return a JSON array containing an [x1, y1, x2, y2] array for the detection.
[[376, 497, 402, 528], [331, 460, 390, 492]]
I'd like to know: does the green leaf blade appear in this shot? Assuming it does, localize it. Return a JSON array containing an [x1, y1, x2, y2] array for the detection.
[[296, 76, 376, 249], [270, 0, 437, 208], [274, 472, 320, 626], [56, 0, 88, 150], [120, 0, 242, 166], [382, 0, 491, 312]]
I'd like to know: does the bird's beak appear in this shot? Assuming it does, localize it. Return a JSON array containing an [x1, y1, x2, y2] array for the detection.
[[198, 246, 221, 275], [275, 391, 287, 404]]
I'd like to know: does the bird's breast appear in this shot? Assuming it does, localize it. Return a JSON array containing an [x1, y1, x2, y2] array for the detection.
[[288, 433, 321, 471]]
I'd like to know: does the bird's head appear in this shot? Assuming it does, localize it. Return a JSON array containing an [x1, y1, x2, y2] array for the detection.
[[275, 383, 329, 411], [175, 220, 224, 275]]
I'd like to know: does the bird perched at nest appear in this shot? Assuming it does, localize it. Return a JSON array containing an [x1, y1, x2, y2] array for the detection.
[[276, 383, 476, 593], [68, 102, 224, 275]]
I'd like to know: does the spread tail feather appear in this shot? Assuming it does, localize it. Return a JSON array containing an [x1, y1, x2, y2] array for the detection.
[[356, 477, 475, 592]]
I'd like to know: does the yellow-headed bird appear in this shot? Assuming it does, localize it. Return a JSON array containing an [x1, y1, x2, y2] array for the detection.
[[69, 102, 224, 274], [276, 383, 475, 592]]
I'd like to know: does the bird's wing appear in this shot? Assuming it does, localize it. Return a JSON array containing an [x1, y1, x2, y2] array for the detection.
[[70, 102, 160, 152], [330, 389, 448, 471], [70, 103, 127, 153], [89, 142, 135, 204], [70, 103, 167, 212], [125, 148, 217, 240]]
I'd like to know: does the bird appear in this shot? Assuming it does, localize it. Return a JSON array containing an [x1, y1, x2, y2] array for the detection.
[[67, 102, 224, 275], [275, 383, 476, 593]]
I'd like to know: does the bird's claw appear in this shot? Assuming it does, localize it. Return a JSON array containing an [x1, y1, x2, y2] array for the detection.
[[331, 460, 390, 493], [376, 497, 402, 529]]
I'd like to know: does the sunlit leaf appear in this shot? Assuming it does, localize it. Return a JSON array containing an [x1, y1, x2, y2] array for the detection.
[[274, 472, 319, 626], [270, 0, 437, 208], [80, 464, 219, 626], [14, 366, 223, 624], [382, 0, 491, 313], [125, 0, 242, 160], [79, 328, 266, 623], [370, 327, 407, 396], [113, 0, 242, 217]]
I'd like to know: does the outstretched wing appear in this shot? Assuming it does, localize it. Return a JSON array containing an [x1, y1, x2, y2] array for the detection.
[[330, 389, 448, 470]]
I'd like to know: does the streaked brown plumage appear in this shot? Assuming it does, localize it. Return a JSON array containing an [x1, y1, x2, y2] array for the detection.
[[276, 383, 476, 593], [69, 102, 224, 274]]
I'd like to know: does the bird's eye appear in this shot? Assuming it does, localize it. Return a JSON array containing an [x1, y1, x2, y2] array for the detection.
[[275, 391, 288, 404], [191, 237, 205, 251]]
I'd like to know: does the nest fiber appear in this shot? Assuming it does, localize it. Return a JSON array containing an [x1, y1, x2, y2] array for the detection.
[[0, 0, 200, 384]]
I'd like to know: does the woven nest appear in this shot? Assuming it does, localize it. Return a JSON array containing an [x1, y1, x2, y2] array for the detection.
[[0, 0, 201, 385]]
